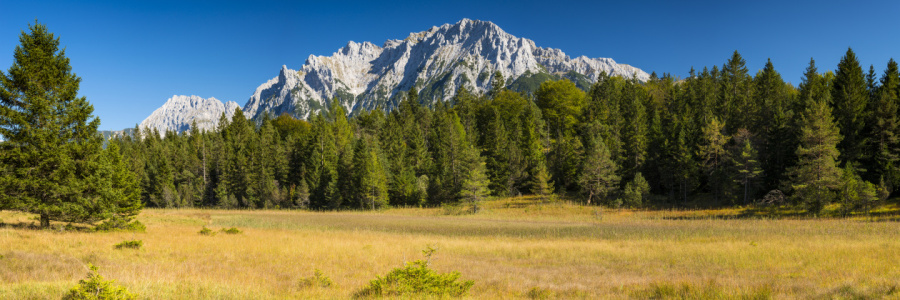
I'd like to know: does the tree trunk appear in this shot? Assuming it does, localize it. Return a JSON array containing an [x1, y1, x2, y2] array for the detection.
[[744, 175, 750, 205], [40, 213, 50, 228]]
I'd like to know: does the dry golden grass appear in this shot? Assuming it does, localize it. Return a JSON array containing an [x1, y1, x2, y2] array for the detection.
[[1, 197, 899, 299]]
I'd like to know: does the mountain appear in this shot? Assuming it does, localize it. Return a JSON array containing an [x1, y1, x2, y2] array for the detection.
[[137, 19, 651, 134], [138, 95, 241, 136], [242, 18, 649, 120]]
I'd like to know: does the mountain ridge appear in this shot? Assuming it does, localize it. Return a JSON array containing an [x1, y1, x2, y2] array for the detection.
[[139, 95, 240, 137], [140, 19, 650, 134]]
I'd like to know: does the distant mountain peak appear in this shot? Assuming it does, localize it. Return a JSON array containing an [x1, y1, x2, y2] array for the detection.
[[242, 18, 649, 121], [139, 95, 240, 137], [139, 19, 650, 134]]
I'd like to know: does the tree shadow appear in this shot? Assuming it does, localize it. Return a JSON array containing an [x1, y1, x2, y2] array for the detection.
[[0, 221, 94, 232], [658, 205, 900, 221]]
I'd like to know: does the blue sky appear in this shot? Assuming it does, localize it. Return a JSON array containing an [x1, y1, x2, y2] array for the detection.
[[1, 0, 898, 130]]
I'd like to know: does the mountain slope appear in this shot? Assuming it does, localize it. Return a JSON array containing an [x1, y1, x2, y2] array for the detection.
[[243, 18, 649, 120], [139, 95, 240, 136]]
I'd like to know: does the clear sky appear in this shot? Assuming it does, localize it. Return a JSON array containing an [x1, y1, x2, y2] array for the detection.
[[1, 0, 898, 131]]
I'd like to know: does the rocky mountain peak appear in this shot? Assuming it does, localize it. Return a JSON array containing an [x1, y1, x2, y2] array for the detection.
[[140, 19, 652, 134], [139, 95, 240, 137]]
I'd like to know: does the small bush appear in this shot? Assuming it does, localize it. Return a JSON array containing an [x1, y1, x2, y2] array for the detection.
[[299, 269, 333, 288], [95, 216, 145, 232], [198, 226, 216, 236], [63, 264, 136, 300], [220, 227, 242, 234], [114, 240, 142, 250], [354, 247, 473, 298]]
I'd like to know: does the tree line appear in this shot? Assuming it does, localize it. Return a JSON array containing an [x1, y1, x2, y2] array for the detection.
[[114, 48, 899, 214]]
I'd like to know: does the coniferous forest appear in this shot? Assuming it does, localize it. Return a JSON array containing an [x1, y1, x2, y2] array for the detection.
[[112, 49, 899, 214]]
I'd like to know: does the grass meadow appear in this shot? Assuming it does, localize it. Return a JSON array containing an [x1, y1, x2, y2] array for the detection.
[[1, 197, 899, 299]]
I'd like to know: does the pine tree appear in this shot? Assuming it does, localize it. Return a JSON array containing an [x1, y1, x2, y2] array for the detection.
[[788, 98, 842, 213], [529, 162, 554, 202], [578, 136, 620, 206], [838, 165, 877, 217], [731, 131, 763, 205], [89, 141, 143, 225], [621, 81, 648, 178], [520, 103, 551, 197], [753, 59, 794, 191], [0, 23, 119, 227], [831, 48, 870, 166], [721, 51, 754, 133], [867, 59, 900, 189], [586, 73, 624, 167], [459, 162, 490, 213], [882, 59, 900, 100], [698, 117, 729, 204], [428, 111, 479, 204], [352, 137, 388, 209], [622, 172, 650, 208]]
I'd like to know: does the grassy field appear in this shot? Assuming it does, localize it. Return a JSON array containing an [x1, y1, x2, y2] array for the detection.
[[1, 197, 899, 299]]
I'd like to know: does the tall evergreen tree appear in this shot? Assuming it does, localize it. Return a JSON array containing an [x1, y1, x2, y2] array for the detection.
[[698, 117, 729, 204], [352, 137, 388, 209], [831, 48, 869, 166], [621, 81, 648, 178], [578, 136, 620, 205], [89, 142, 143, 223], [721, 51, 754, 133], [0, 23, 127, 227], [459, 161, 490, 213], [788, 98, 842, 213], [867, 86, 900, 189], [731, 130, 763, 205], [753, 59, 794, 191]]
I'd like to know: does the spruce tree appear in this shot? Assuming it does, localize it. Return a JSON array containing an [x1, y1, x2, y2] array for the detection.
[[731, 131, 763, 205], [352, 137, 388, 209], [721, 51, 754, 133], [578, 136, 620, 206], [621, 82, 648, 178], [867, 88, 900, 189], [698, 117, 729, 204], [869, 59, 900, 189], [753, 59, 794, 190], [788, 98, 842, 213], [831, 48, 869, 166], [89, 142, 143, 224], [0, 22, 127, 227], [459, 161, 490, 213]]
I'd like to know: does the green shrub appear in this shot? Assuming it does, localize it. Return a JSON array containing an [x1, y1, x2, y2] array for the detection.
[[299, 269, 333, 288], [198, 226, 215, 236], [63, 264, 136, 300], [220, 227, 242, 234], [95, 216, 145, 232], [113, 240, 142, 250], [353, 247, 473, 298]]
